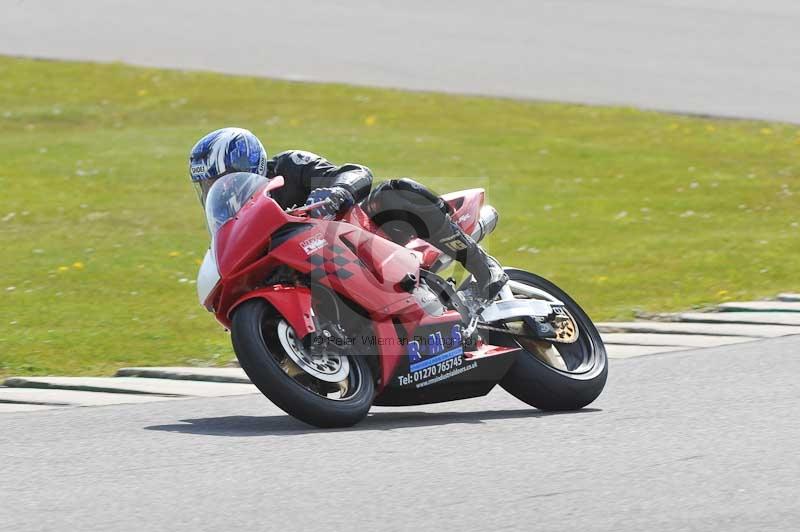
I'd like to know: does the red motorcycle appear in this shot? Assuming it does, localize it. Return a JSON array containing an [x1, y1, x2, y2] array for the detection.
[[196, 172, 607, 427]]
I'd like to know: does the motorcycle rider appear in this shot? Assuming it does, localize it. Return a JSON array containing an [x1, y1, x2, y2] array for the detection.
[[189, 127, 507, 300]]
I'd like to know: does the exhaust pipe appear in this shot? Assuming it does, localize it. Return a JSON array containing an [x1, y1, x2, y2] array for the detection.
[[471, 205, 499, 243]]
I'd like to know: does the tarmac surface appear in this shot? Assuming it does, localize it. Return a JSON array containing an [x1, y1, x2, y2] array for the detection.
[[2, 4, 799, 528], [2, 0, 799, 122], [2, 336, 799, 531]]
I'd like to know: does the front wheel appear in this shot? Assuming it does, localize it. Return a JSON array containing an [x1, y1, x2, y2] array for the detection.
[[231, 299, 374, 428], [498, 269, 608, 410]]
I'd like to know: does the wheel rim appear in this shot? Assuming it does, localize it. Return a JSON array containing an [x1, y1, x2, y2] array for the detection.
[[269, 320, 362, 401], [276, 321, 350, 382]]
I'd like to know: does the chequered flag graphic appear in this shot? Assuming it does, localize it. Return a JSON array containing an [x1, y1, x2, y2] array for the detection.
[[306, 244, 362, 281]]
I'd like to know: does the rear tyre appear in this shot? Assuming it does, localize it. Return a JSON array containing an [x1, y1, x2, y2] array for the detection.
[[231, 299, 374, 428], [499, 269, 607, 410]]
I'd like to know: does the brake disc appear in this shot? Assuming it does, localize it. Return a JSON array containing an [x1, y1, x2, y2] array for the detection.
[[551, 307, 580, 343], [276, 321, 350, 383]]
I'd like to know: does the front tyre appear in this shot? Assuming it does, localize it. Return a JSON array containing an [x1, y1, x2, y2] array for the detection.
[[231, 299, 374, 428], [499, 269, 607, 410]]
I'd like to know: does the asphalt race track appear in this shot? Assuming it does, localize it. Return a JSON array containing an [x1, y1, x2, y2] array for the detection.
[[2, 336, 798, 531], [2, 0, 800, 123], [2, 2, 799, 529]]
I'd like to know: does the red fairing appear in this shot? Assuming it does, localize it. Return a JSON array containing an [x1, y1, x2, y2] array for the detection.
[[205, 180, 511, 397], [265, 220, 422, 317], [442, 188, 484, 236], [372, 319, 406, 387], [211, 186, 422, 324], [404, 238, 443, 270], [339, 205, 380, 233], [214, 187, 284, 278], [229, 285, 315, 338]]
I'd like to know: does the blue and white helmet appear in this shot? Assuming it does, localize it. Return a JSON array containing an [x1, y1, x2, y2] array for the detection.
[[189, 127, 268, 204]]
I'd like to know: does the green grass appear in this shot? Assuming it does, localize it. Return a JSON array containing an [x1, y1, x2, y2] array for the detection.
[[0, 56, 798, 377]]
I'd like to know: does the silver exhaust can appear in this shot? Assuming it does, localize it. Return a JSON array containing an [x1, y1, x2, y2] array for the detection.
[[471, 205, 499, 243]]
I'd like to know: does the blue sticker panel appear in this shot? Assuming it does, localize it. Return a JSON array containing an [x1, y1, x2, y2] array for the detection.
[[409, 346, 464, 372]]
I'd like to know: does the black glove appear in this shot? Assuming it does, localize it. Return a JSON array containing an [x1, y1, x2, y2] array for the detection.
[[304, 187, 354, 220]]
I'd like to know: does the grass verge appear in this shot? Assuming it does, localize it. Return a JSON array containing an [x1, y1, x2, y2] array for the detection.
[[0, 56, 798, 377]]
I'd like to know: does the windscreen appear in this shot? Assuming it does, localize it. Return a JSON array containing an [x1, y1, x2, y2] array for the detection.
[[204, 172, 268, 234]]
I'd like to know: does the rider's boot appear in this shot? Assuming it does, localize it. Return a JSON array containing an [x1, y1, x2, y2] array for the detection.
[[433, 219, 508, 301]]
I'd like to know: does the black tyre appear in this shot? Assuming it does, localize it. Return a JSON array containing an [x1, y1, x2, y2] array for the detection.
[[231, 299, 374, 428], [498, 269, 607, 410]]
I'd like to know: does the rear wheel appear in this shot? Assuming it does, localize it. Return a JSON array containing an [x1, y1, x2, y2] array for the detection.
[[497, 269, 607, 410], [231, 299, 374, 428]]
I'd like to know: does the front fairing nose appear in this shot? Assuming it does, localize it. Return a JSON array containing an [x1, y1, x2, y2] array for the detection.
[[210, 187, 289, 278]]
